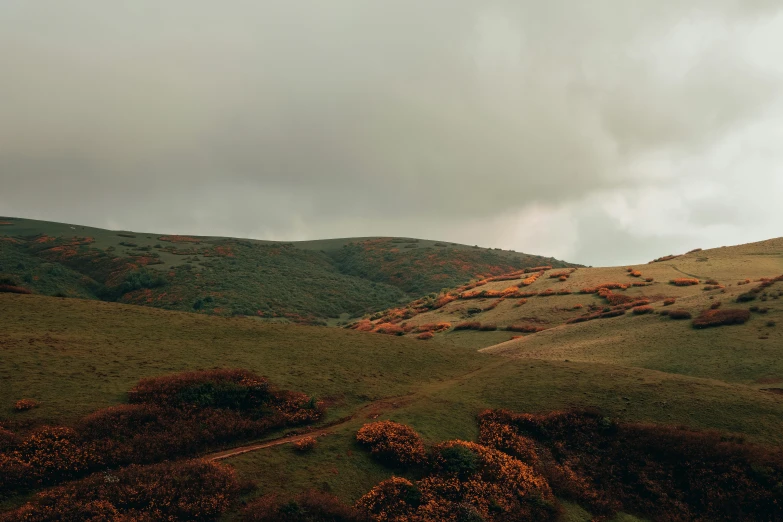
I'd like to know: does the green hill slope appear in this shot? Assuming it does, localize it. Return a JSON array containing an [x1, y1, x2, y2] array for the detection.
[[0, 217, 578, 324]]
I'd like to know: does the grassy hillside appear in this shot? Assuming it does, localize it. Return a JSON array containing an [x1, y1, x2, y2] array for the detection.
[[0, 217, 577, 324], [3, 237, 782, 521], [3, 291, 783, 520]]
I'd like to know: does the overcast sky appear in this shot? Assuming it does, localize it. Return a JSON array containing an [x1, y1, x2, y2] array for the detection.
[[1, 1, 782, 266]]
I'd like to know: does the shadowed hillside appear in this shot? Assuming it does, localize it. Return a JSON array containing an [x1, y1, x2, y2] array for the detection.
[[0, 217, 577, 324]]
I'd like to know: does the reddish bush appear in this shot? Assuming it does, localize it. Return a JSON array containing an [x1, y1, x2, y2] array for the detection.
[[478, 409, 783, 521], [356, 421, 426, 467], [454, 321, 482, 331], [479, 323, 498, 331], [580, 283, 628, 294], [293, 436, 318, 452], [738, 279, 751, 285], [2, 370, 324, 493], [1, 459, 239, 521], [668, 309, 692, 320], [692, 308, 751, 329], [415, 322, 450, 333], [645, 277, 654, 282], [242, 490, 363, 521], [357, 440, 557, 522], [525, 266, 552, 273], [417, 332, 434, 340], [13, 399, 39, 411], [631, 306, 653, 315], [506, 324, 545, 333], [374, 323, 406, 336], [352, 320, 374, 332], [0, 285, 32, 294], [549, 271, 571, 279], [513, 298, 527, 307], [629, 270, 642, 278], [670, 278, 700, 286], [705, 279, 719, 285], [433, 294, 457, 309], [710, 301, 722, 310], [663, 298, 676, 306]]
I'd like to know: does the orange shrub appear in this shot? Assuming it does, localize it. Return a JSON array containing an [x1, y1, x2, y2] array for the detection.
[[374, 323, 405, 336], [478, 409, 783, 521], [357, 441, 557, 522], [513, 298, 528, 307], [1, 459, 239, 521], [692, 308, 750, 328], [352, 320, 374, 332], [668, 309, 692, 320], [670, 278, 699, 286], [0, 285, 32, 294], [663, 298, 676, 306], [631, 306, 653, 315], [629, 270, 642, 277], [292, 436, 317, 452], [356, 421, 426, 467], [645, 277, 654, 282], [417, 332, 434, 340], [454, 322, 482, 331], [415, 322, 450, 333], [478, 323, 498, 331], [525, 266, 552, 273], [433, 294, 457, 309], [506, 324, 545, 333], [14, 399, 39, 411]]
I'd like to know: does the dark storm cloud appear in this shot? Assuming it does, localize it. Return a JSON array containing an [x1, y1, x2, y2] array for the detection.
[[1, 1, 782, 264]]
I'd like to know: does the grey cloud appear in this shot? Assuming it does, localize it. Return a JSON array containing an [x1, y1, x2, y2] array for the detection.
[[1, 1, 782, 264]]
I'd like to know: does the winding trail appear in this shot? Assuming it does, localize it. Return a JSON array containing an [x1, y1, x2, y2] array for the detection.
[[205, 357, 508, 461]]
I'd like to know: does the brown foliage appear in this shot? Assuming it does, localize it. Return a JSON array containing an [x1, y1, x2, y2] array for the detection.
[[692, 308, 751, 328], [0, 285, 32, 294], [356, 441, 557, 522], [663, 298, 676, 306], [293, 437, 318, 453], [416, 332, 434, 340], [1, 459, 239, 521], [454, 321, 482, 331], [1, 369, 324, 493], [668, 309, 692, 320], [14, 399, 39, 412], [479, 409, 783, 521], [631, 305, 653, 315], [670, 278, 700, 286], [356, 421, 426, 467]]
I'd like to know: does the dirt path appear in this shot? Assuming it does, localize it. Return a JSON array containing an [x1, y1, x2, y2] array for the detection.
[[206, 356, 508, 461]]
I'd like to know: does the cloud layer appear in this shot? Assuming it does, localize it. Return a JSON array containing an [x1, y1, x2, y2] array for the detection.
[[1, 1, 782, 265]]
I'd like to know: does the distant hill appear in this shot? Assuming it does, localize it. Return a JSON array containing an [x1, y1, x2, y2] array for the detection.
[[0, 217, 579, 324]]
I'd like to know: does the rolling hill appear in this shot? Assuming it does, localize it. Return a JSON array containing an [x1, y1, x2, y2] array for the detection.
[[2, 235, 782, 521], [0, 217, 577, 324]]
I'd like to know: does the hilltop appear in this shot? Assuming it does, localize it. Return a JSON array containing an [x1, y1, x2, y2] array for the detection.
[[0, 217, 577, 324]]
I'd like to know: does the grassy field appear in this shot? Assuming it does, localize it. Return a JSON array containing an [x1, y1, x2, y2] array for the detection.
[[3, 288, 783, 520]]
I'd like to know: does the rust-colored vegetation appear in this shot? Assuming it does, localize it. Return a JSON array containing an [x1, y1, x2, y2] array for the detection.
[[356, 421, 426, 467], [0, 459, 239, 521], [477, 409, 783, 521], [670, 278, 700, 286], [692, 308, 751, 329], [668, 309, 692, 320], [0, 369, 323, 493], [292, 436, 318, 453], [0, 285, 32, 294], [13, 399, 39, 412]]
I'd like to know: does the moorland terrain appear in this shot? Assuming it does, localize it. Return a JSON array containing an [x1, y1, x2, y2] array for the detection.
[[1, 217, 782, 521]]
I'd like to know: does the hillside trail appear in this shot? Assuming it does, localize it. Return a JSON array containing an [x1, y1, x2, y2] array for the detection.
[[206, 355, 508, 461]]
